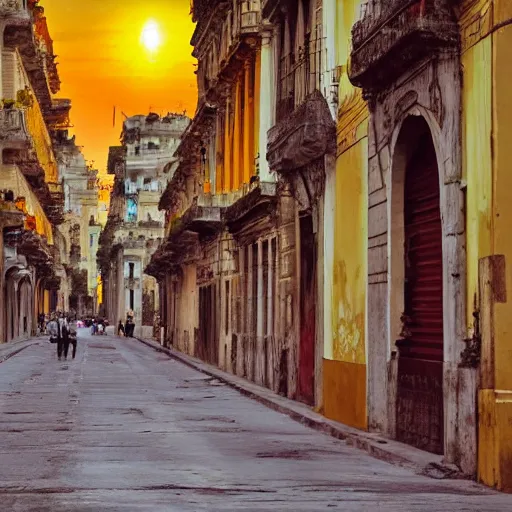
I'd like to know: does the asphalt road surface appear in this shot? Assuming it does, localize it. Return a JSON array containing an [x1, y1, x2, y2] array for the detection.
[[0, 329, 511, 511]]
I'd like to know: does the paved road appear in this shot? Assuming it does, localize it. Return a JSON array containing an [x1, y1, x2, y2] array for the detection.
[[0, 330, 511, 511]]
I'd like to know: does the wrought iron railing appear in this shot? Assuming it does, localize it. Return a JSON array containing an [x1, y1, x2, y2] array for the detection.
[[276, 35, 325, 121]]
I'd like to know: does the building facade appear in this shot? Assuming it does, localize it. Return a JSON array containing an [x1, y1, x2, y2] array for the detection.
[[146, 0, 512, 492], [52, 124, 102, 316], [99, 113, 189, 336], [0, 1, 101, 341], [149, 0, 337, 406], [346, 0, 512, 491], [0, 0, 64, 342]]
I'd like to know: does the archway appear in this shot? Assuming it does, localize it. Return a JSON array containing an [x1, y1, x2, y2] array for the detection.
[[18, 277, 32, 339], [391, 116, 444, 455]]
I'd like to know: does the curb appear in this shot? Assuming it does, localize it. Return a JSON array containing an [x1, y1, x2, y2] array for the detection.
[[135, 336, 466, 481], [0, 339, 41, 364]]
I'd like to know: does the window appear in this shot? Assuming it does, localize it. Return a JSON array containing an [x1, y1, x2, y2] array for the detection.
[[89, 234, 94, 248], [129, 289, 134, 310], [135, 146, 140, 155], [129, 262, 134, 279]]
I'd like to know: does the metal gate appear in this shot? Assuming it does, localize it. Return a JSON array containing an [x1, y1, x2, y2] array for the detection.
[[396, 131, 444, 455]]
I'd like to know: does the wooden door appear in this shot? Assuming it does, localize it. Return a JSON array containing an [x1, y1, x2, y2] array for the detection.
[[397, 132, 444, 454]]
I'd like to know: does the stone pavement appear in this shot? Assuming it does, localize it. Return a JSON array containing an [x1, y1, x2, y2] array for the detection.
[[0, 337, 43, 364], [0, 329, 511, 511], [136, 337, 460, 479]]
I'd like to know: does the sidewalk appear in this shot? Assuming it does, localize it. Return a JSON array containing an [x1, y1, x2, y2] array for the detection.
[[135, 336, 465, 481], [0, 337, 43, 364]]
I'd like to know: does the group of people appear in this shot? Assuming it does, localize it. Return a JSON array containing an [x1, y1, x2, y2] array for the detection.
[[90, 318, 108, 335], [46, 312, 78, 361]]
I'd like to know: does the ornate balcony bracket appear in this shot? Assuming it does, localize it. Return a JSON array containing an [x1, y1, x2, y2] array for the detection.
[[267, 90, 336, 174], [349, 0, 459, 94]]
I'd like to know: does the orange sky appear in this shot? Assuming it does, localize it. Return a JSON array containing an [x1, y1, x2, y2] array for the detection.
[[41, 0, 198, 175]]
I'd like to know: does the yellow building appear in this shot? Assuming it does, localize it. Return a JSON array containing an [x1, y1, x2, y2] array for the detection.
[[339, 0, 512, 489], [322, 0, 369, 431], [459, 0, 512, 493]]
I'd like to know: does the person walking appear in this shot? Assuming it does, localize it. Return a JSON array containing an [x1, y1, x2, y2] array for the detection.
[[125, 310, 135, 337], [47, 313, 58, 345], [67, 315, 78, 359], [57, 312, 70, 360]]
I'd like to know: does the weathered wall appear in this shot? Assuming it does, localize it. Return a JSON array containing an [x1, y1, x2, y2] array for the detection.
[[477, 3, 512, 491], [324, 117, 368, 430], [322, 0, 369, 430], [462, 34, 492, 324], [176, 263, 198, 356]]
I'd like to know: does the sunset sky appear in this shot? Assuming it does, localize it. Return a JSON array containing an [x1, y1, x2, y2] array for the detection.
[[41, 0, 198, 175]]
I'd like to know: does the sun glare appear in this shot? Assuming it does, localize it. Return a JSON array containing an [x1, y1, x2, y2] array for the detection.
[[141, 20, 161, 52]]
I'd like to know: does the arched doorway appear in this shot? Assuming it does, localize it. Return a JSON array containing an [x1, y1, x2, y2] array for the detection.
[[4, 268, 33, 342], [18, 277, 32, 339], [394, 117, 444, 455]]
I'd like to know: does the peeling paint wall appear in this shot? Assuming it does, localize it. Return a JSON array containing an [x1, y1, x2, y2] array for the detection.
[[332, 140, 368, 365], [322, 0, 369, 431], [462, 35, 493, 324]]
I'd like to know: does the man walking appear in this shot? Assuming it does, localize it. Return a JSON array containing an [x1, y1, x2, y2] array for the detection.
[[67, 314, 78, 359], [57, 313, 70, 361]]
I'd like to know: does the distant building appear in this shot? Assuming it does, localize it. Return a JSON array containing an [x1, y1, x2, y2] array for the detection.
[[52, 127, 101, 315], [98, 113, 189, 335]]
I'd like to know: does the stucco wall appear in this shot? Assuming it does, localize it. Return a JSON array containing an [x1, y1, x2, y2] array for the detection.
[[462, 36, 492, 325]]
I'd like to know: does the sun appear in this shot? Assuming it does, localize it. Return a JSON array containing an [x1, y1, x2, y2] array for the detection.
[[140, 20, 162, 52]]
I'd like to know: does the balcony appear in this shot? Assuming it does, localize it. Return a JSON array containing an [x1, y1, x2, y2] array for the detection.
[[174, 197, 223, 239], [195, 1, 261, 95], [0, 198, 24, 229], [267, 89, 336, 174], [218, 0, 261, 62], [224, 180, 277, 240], [349, 0, 458, 92]]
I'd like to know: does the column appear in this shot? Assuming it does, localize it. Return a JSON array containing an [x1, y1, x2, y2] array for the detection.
[[266, 238, 274, 388], [256, 239, 264, 385], [223, 97, 232, 192], [0, 225, 4, 343], [243, 60, 253, 184], [246, 244, 254, 380], [258, 29, 275, 183], [233, 79, 242, 191], [116, 250, 124, 328], [322, 0, 338, 119]]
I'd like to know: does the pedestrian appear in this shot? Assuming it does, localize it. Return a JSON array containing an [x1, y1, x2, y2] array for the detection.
[[67, 315, 78, 359], [38, 313, 45, 335], [126, 310, 135, 337], [91, 319, 97, 336], [117, 320, 125, 337], [57, 312, 70, 361], [47, 313, 58, 345]]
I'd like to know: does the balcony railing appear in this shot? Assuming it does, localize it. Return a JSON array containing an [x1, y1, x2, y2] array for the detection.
[[219, 0, 261, 63], [349, 0, 458, 90], [276, 35, 325, 122]]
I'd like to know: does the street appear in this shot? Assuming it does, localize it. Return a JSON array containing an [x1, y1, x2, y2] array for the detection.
[[0, 330, 510, 512]]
